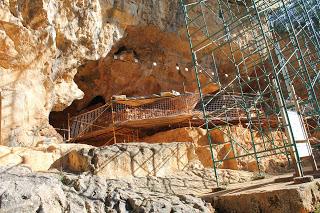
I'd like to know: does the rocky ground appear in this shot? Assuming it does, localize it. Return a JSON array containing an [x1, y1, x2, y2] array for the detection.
[[0, 140, 291, 212], [2, 160, 320, 213], [204, 174, 320, 213], [0, 166, 255, 213]]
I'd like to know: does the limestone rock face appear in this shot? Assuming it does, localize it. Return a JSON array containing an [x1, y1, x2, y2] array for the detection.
[[0, 142, 200, 179], [0, 143, 94, 171], [0, 146, 257, 212], [208, 178, 320, 213], [0, 141, 254, 187], [0, 141, 257, 212], [0, 0, 122, 146], [143, 127, 217, 169], [58, 142, 199, 179], [1, 0, 220, 147], [0, 166, 216, 213]]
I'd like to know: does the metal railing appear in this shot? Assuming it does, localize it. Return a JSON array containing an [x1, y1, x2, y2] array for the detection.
[[69, 104, 112, 140]]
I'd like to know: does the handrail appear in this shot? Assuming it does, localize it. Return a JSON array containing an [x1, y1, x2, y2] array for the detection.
[[68, 103, 111, 141], [71, 103, 110, 120]]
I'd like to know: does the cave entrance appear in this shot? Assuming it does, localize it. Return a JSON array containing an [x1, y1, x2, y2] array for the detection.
[[49, 95, 106, 140], [85, 96, 106, 110]]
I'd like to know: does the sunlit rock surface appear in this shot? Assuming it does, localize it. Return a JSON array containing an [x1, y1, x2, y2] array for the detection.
[[0, 0, 124, 146]]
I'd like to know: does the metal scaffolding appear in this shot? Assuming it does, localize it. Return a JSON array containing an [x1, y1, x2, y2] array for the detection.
[[180, 0, 320, 185], [67, 94, 199, 144]]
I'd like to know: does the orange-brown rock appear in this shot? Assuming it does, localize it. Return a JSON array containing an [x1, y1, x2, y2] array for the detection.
[[71, 26, 219, 111], [312, 130, 320, 141], [143, 126, 289, 173], [142, 127, 216, 168], [0, 143, 93, 171]]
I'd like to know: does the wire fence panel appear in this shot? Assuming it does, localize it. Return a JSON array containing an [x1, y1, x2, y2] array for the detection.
[[68, 94, 200, 140], [69, 104, 111, 139], [112, 94, 199, 124]]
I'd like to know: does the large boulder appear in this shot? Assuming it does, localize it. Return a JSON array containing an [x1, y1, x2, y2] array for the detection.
[[58, 142, 200, 179], [0, 143, 93, 171]]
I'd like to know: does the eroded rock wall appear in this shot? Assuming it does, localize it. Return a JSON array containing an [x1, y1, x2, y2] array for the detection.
[[72, 25, 220, 111], [1, 0, 220, 147], [0, 141, 200, 179], [57, 142, 199, 178], [0, 0, 265, 147], [0, 0, 123, 146], [143, 126, 289, 173]]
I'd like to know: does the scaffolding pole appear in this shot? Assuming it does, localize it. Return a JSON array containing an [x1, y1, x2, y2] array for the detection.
[[180, 0, 320, 185]]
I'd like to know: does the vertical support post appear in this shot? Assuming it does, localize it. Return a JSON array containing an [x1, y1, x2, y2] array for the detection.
[[67, 113, 71, 142], [280, 0, 320, 117], [273, 80, 303, 177], [217, 0, 262, 174], [179, 0, 220, 186], [251, 0, 304, 178], [137, 128, 139, 142], [291, 85, 318, 172], [111, 100, 117, 144]]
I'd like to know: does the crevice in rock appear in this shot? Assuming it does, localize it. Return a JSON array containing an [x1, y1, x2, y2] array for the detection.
[[85, 96, 106, 109], [114, 46, 128, 55], [36, 204, 43, 213]]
